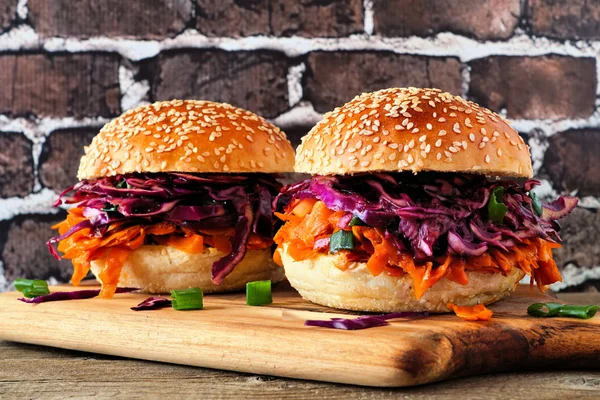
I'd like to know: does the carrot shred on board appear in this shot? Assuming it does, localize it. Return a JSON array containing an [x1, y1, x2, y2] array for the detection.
[[447, 303, 493, 321], [274, 201, 565, 297]]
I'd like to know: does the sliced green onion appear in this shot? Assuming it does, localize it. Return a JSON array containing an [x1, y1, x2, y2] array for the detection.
[[528, 191, 543, 217], [116, 179, 131, 189], [330, 230, 354, 253], [348, 215, 365, 227], [246, 280, 272, 306], [101, 203, 118, 212], [171, 288, 203, 310], [14, 279, 50, 298], [487, 186, 508, 224], [527, 302, 599, 319]]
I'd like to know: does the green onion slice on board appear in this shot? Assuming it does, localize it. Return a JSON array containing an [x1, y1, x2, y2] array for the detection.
[[527, 302, 598, 319], [14, 279, 50, 298], [246, 280, 272, 306], [171, 288, 204, 310]]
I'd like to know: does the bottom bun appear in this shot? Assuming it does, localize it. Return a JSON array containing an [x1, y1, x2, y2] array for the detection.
[[280, 244, 525, 313], [91, 245, 285, 294]]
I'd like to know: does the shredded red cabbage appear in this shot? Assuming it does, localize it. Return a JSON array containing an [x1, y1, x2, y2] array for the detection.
[[277, 173, 577, 261], [131, 296, 172, 311], [49, 173, 282, 285], [18, 287, 138, 303], [304, 311, 429, 330]]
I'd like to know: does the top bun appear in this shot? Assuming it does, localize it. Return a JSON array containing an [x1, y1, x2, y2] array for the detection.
[[78, 100, 295, 180], [295, 88, 532, 178]]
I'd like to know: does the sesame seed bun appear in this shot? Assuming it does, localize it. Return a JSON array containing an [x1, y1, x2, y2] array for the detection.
[[78, 100, 295, 180], [90, 246, 284, 294], [279, 244, 525, 313], [295, 87, 533, 178]]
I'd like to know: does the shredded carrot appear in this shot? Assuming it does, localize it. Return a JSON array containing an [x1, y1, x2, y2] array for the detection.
[[274, 200, 564, 298], [157, 234, 205, 254], [447, 303, 493, 321], [273, 248, 283, 267], [53, 206, 274, 298], [98, 247, 131, 298]]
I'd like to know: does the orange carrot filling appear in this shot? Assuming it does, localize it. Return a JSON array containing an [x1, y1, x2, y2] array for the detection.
[[53, 207, 272, 297], [447, 303, 493, 321], [274, 200, 562, 299]]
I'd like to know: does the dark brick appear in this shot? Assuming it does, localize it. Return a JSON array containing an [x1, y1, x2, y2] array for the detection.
[[28, 0, 193, 39], [146, 50, 290, 118], [373, 0, 521, 40], [282, 124, 312, 148], [0, 213, 73, 282], [0, 53, 121, 118], [39, 127, 99, 191], [196, 0, 269, 36], [540, 129, 600, 197], [469, 56, 596, 120], [270, 0, 363, 37], [196, 0, 363, 37], [0, 133, 34, 198], [552, 207, 600, 271], [0, 0, 18, 33], [528, 0, 600, 40], [304, 52, 462, 113]]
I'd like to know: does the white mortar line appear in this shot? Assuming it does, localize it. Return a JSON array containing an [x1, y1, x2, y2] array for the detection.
[[16, 0, 28, 20], [270, 102, 322, 131], [0, 261, 7, 292], [363, 0, 374, 36], [551, 264, 600, 291], [119, 65, 150, 111], [286, 62, 306, 108], [1, 25, 600, 62], [0, 188, 59, 221], [460, 64, 471, 99], [0, 115, 108, 138]]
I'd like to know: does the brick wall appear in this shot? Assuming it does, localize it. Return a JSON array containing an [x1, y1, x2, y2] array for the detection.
[[0, 0, 599, 292]]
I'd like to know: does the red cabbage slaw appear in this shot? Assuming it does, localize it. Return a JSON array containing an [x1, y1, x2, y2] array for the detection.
[[131, 296, 172, 311], [304, 311, 429, 330], [48, 173, 282, 285], [276, 172, 578, 261], [18, 287, 138, 303]]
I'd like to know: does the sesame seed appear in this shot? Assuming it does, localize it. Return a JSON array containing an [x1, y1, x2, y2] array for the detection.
[[407, 154, 414, 163], [497, 148, 502, 156], [438, 130, 447, 136], [469, 133, 475, 142], [479, 142, 486, 149], [419, 135, 427, 142], [485, 154, 491, 163], [435, 139, 442, 147], [426, 123, 433, 130], [453, 123, 461, 134]]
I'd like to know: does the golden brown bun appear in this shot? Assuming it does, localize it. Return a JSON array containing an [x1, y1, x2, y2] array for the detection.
[[78, 100, 295, 179], [90, 246, 284, 294], [279, 244, 524, 313], [295, 87, 533, 178]]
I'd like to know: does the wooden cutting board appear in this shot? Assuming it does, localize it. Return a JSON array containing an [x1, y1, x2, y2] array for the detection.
[[0, 282, 598, 387]]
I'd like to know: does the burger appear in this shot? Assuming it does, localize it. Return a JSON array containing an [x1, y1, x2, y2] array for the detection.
[[273, 87, 577, 313], [48, 100, 294, 298]]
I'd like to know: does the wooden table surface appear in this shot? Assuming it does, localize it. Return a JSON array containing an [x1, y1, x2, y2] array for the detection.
[[2, 292, 599, 399]]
